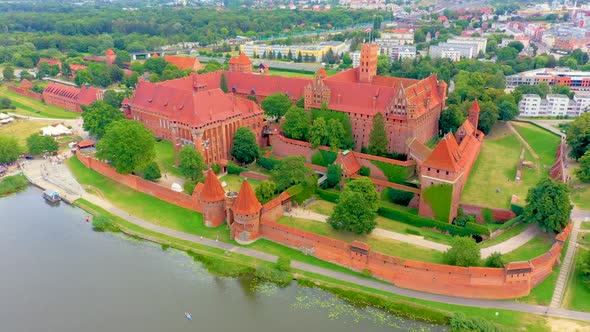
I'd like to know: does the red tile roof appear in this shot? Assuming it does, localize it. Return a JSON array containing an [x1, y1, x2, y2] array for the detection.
[[337, 151, 361, 176], [43, 82, 101, 106], [163, 55, 204, 71], [20, 79, 33, 89], [77, 140, 95, 148], [316, 67, 327, 78], [105, 48, 115, 56], [505, 261, 532, 270], [422, 133, 462, 172], [470, 99, 480, 113], [233, 180, 261, 215], [37, 58, 62, 68], [152, 53, 159, 58], [225, 71, 310, 100], [229, 53, 252, 65], [200, 170, 226, 202], [70, 64, 87, 72]]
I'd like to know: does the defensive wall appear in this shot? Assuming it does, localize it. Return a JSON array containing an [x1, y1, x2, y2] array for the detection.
[[76, 151, 203, 213], [459, 203, 516, 223], [7, 86, 43, 101], [550, 139, 567, 183], [75, 150, 572, 300]]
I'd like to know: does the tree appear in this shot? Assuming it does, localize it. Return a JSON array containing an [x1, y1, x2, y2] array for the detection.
[[282, 106, 310, 141], [26, 133, 58, 155], [2, 65, 15, 80], [477, 100, 499, 135], [439, 106, 465, 134], [144, 57, 168, 75], [271, 156, 315, 192], [566, 112, 590, 159], [0, 136, 20, 164], [326, 118, 345, 150], [81, 101, 124, 139], [102, 90, 125, 109], [524, 177, 572, 232], [552, 84, 574, 98], [261, 93, 292, 119], [0, 97, 14, 110], [497, 94, 519, 121], [368, 112, 387, 156], [485, 252, 504, 268], [575, 150, 590, 183], [255, 180, 276, 204], [74, 69, 93, 86], [326, 164, 342, 188], [328, 177, 379, 234], [507, 41, 524, 52], [231, 127, 259, 164], [141, 161, 161, 181], [178, 146, 206, 181], [96, 120, 155, 174], [220, 73, 228, 93], [444, 237, 481, 267], [309, 117, 328, 148]]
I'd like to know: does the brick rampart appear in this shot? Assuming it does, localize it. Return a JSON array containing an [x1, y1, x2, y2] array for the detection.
[[76, 151, 203, 212], [459, 203, 516, 223], [8, 86, 43, 101]]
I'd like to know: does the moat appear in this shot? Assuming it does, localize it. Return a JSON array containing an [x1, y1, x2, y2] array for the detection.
[[0, 187, 445, 332]]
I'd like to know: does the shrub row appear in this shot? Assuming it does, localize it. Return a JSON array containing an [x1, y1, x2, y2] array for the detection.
[[254, 265, 293, 287], [257, 155, 279, 170], [227, 162, 246, 175], [316, 188, 340, 203], [187, 250, 255, 278], [510, 203, 524, 216], [496, 216, 522, 230]]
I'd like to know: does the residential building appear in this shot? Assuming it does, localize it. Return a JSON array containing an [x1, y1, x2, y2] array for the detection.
[[380, 28, 414, 45], [163, 55, 204, 71], [518, 93, 590, 117], [350, 51, 361, 67], [506, 68, 590, 91], [428, 45, 470, 61], [446, 37, 487, 55]]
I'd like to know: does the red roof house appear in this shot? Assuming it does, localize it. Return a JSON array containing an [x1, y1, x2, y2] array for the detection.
[[37, 58, 62, 69], [163, 55, 204, 71]]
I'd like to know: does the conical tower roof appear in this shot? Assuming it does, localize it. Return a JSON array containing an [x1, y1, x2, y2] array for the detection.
[[316, 67, 327, 78], [469, 99, 480, 113], [200, 170, 225, 202], [233, 180, 262, 215]]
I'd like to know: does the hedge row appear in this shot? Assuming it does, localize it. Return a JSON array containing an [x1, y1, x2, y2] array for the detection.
[[311, 150, 337, 167], [287, 182, 316, 204], [510, 204, 524, 216], [316, 189, 490, 237], [257, 155, 279, 170], [496, 216, 522, 230], [227, 162, 246, 175]]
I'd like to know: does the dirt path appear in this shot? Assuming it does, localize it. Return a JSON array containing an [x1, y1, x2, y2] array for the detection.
[[508, 122, 541, 175]]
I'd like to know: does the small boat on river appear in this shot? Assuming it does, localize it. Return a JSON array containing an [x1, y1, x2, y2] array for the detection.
[[184, 312, 192, 321], [43, 189, 60, 203]]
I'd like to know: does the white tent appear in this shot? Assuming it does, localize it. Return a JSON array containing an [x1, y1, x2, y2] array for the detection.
[[0, 113, 9, 120], [171, 183, 183, 192], [0, 118, 14, 124], [41, 124, 72, 136]]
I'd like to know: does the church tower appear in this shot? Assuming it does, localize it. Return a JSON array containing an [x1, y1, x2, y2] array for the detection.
[[200, 170, 227, 227], [358, 43, 378, 84], [230, 181, 262, 244], [468, 100, 480, 130], [105, 48, 116, 66]]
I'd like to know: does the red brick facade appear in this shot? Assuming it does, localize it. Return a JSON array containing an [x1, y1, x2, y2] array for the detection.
[[42, 82, 103, 113]]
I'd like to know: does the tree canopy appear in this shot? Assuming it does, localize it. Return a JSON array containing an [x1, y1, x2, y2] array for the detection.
[[81, 101, 124, 139], [566, 112, 590, 160], [326, 164, 342, 188], [271, 156, 314, 192], [255, 180, 276, 204], [368, 112, 387, 156], [26, 133, 58, 155], [0, 135, 21, 164], [575, 150, 590, 183], [178, 146, 206, 181], [328, 177, 379, 234], [102, 90, 126, 109], [96, 120, 155, 174], [444, 237, 481, 267], [282, 106, 310, 141], [524, 177, 572, 233], [231, 127, 259, 164], [261, 93, 292, 119]]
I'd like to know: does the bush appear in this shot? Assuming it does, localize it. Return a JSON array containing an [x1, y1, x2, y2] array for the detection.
[[450, 312, 504, 332], [257, 155, 279, 170], [91, 215, 120, 232], [358, 165, 370, 176], [510, 204, 524, 216], [497, 216, 521, 230], [227, 161, 245, 175], [405, 228, 421, 236], [183, 179, 198, 195], [0, 175, 28, 197], [444, 237, 481, 267], [384, 187, 414, 206], [276, 256, 291, 271], [254, 265, 293, 287], [141, 161, 161, 181], [311, 149, 337, 167], [485, 252, 504, 268], [580, 250, 590, 289], [482, 208, 494, 223], [211, 163, 222, 174], [187, 251, 254, 278], [316, 188, 340, 203]]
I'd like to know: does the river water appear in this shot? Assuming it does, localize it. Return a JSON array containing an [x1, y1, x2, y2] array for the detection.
[[0, 187, 446, 332]]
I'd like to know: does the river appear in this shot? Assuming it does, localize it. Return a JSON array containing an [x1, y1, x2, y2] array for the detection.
[[0, 187, 446, 332]]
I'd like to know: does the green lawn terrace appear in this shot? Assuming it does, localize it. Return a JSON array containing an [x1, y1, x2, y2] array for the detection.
[[564, 242, 590, 313], [462, 121, 560, 209], [0, 84, 79, 119]]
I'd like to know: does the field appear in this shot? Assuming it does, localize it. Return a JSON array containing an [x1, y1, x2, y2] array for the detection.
[[0, 119, 54, 147], [511, 121, 561, 167], [219, 174, 261, 192], [305, 199, 452, 245], [564, 246, 590, 312], [479, 222, 530, 249], [266, 67, 339, 79], [462, 122, 545, 209], [154, 140, 183, 177], [0, 85, 79, 119], [277, 215, 446, 263], [501, 233, 555, 262]]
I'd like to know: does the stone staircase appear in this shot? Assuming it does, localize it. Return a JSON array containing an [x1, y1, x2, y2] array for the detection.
[[549, 220, 581, 308]]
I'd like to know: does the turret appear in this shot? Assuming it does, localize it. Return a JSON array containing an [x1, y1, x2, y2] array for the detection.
[[199, 170, 226, 227], [358, 44, 378, 84], [468, 100, 480, 131], [230, 180, 262, 244]]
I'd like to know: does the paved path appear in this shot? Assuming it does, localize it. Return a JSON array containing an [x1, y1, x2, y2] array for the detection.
[[550, 219, 582, 308], [481, 224, 541, 258], [21, 157, 590, 323]]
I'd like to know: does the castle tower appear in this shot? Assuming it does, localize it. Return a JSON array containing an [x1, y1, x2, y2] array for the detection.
[[228, 53, 253, 73], [230, 180, 262, 244], [316, 67, 328, 80], [358, 43, 378, 84], [105, 48, 116, 66], [200, 170, 227, 227], [468, 100, 480, 131]]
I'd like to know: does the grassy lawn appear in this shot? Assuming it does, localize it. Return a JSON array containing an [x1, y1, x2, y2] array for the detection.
[[0, 85, 79, 119], [66, 155, 230, 241], [462, 123, 544, 208], [479, 222, 530, 249], [502, 233, 555, 262], [564, 245, 590, 312], [154, 140, 183, 177], [219, 173, 261, 192], [0, 119, 55, 147], [266, 69, 315, 78], [305, 200, 452, 245], [582, 222, 590, 230], [571, 185, 590, 210], [511, 121, 561, 167], [277, 216, 445, 263]]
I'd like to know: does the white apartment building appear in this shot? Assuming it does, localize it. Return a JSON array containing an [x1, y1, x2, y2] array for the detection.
[[518, 93, 590, 117], [446, 37, 487, 55], [380, 29, 414, 45], [351, 51, 361, 67], [429, 44, 474, 61]]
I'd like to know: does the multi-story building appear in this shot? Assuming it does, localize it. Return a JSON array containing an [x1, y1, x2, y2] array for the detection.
[[518, 93, 590, 117], [376, 39, 417, 60], [446, 37, 487, 55], [42, 83, 103, 113], [350, 51, 361, 67], [506, 68, 590, 91], [240, 41, 346, 61], [380, 28, 414, 45], [428, 45, 468, 61]]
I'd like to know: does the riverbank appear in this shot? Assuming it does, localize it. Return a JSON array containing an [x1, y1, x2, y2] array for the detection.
[[0, 174, 28, 197]]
